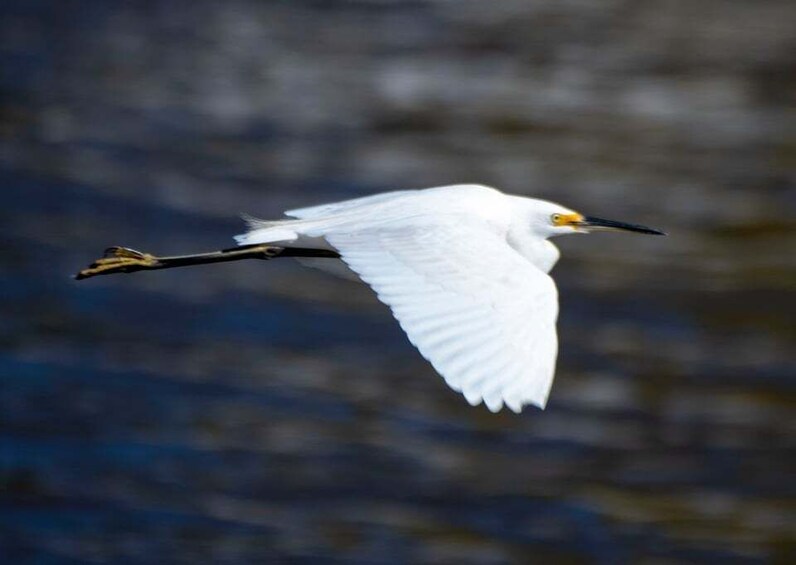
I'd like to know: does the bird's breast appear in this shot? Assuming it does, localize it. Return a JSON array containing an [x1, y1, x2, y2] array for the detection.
[[506, 233, 560, 273]]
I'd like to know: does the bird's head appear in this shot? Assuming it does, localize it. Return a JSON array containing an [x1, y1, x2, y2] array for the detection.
[[532, 201, 666, 238]]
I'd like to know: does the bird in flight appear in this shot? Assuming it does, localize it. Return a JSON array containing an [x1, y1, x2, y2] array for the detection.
[[77, 184, 665, 413]]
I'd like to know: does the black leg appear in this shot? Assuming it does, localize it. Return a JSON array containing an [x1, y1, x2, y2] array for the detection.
[[75, 244, 339, 280]]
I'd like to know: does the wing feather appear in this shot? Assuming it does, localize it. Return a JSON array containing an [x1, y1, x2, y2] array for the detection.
[[285, 190, 417, 219], [324, 220, 559, 412]]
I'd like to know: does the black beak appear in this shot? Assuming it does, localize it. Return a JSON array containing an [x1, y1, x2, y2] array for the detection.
[[578, 216, 666, 236]]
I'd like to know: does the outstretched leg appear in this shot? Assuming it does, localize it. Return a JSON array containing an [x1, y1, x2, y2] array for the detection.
[[75, 244, 340, 280]]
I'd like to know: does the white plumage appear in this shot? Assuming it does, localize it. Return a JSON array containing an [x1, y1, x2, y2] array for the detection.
[[235, 184, 664, 413]]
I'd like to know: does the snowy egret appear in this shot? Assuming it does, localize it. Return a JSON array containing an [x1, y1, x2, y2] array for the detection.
[[77, 184, 665, 412]]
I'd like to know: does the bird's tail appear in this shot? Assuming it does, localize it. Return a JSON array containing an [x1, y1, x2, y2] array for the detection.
[[234, 214, 303, 246]]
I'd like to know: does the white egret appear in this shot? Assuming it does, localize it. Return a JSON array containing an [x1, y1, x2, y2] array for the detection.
[[77, 184, 665, 413]]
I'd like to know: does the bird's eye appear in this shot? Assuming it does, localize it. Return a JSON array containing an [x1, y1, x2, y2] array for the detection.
[[551, 214, 562, 225]]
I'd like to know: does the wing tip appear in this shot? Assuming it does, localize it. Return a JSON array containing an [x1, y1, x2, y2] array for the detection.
[[485, 399, 503, 413], [459, 391, 548, 414]]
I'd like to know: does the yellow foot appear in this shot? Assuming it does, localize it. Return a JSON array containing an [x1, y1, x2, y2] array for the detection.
[[75, 247, 160, 280]]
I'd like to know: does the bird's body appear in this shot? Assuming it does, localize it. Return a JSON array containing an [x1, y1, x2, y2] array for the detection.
[[234, 184, 663, 413], [238, 184, 563, 272], [77, 184, 664, 414]]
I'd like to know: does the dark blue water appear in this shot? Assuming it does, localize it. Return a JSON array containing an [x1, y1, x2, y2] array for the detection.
[[2, 3, 794, 564]]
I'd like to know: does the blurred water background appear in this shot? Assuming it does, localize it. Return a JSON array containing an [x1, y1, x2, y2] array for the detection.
[[1, 1, 795, 564]]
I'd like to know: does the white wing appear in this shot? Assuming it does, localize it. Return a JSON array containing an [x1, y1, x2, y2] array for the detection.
[[285, 189, 416, 219], [324, 220, 559, 413]]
